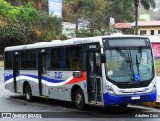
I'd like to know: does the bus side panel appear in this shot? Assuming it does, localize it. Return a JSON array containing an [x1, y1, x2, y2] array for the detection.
[[47, 71, 88, 103], [4, 70, 15, 93], [47, 71, 73, 101], [19, 70, 39, 97]]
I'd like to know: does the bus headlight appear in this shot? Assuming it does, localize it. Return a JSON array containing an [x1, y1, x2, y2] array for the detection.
[[152, 84, 156, 92], [107, 86, 115, 95]]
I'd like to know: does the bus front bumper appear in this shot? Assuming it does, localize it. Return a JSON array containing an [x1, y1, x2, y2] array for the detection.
[[103, 90, 157, 106]]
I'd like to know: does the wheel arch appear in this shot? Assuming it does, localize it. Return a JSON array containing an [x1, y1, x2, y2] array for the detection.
[[71, 85, 83, 102]]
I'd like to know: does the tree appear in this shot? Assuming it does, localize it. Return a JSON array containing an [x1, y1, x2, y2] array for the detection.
[[107, 0, 134, 22], [63, 0, 110, 36], [6, 0, 40, 10], [0, 1, 35, 54], [63, 0, 135, 36], [31, 11, 62, 42], [63, 0, 84, 24], [134, 0, 155, 35], [82, 0, 109, 35], [0, 0, 21, 19], [0, 0, 63, 54]]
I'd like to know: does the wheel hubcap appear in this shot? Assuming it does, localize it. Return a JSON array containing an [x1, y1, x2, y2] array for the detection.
[[76, 94, 82, 106], [26, 89, 30, 100]]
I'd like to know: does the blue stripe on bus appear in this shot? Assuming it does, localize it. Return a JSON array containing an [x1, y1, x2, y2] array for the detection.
[[4, 74, 65, 83], [4, 74, 13, 81], [103, 90, 157, 106]]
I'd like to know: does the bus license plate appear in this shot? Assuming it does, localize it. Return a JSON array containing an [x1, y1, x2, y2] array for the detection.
[[131, 96, 140, 100]]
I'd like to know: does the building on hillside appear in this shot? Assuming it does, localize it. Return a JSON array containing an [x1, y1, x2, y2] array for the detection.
[[132, 21, 160, 35], [113, 21, 160, 36]]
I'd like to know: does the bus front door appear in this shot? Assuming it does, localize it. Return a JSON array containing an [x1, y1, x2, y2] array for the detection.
[[87, 51, 102, 104], [13, 55, 20, 92], [38, 54, 48, 96]]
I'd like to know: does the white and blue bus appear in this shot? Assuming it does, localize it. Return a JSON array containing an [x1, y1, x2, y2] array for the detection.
[[4, 35, 156, 110]]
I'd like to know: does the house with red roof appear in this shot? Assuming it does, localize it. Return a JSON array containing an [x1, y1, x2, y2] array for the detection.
[[112, 23, 134, 34], [113, 21, 160, 35], [132, 21, 160, 35]]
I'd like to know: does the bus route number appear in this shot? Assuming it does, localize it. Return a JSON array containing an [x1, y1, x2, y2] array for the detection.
[[55, 72, 62, 79], [89, 45, 96, 49]]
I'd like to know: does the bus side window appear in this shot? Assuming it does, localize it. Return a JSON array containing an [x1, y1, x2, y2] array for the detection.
[[5, 52, 13, 69], [51, 48, 65, 69], [66, 46, 82, 70], [26, 50, 36, 69], [21, 51, 26, 69]]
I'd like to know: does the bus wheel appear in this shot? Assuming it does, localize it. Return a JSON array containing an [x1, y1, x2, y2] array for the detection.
[[75, 89, 85, 110], [24, 84, 32, 102]]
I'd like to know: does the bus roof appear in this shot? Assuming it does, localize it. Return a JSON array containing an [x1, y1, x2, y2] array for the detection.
[[4, 35, 149, 51]]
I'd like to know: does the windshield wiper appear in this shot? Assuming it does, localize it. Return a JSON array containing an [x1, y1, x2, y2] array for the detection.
[[116, 48, 131, 63], [116, 48, 134, 80], [136, 54, 140, 74], [138, 47, 142, 63], [136, 47, 142, 74], [128, 50, 134, 80]]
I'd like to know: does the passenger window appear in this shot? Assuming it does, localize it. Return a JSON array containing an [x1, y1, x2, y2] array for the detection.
[[66, 46, 82, 70], [51, 48, 65, 69], [26, 50, 36, 69], [21, 51, 26, 69], [5, 52, 12, 69]]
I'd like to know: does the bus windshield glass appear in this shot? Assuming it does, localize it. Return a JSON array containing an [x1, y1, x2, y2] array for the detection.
[[105, 48, 154, 82]]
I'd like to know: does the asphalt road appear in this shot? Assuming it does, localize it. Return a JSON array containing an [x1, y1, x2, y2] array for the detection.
[[0, 67, 160, 121]]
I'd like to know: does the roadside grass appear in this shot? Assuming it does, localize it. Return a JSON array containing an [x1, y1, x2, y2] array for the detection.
[[155, 60, 160, 76], [0, 61, 4, 67]]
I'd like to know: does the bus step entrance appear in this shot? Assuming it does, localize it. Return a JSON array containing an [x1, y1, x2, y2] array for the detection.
[[89, 101, 103, 106], [40, 95, 49, 99]]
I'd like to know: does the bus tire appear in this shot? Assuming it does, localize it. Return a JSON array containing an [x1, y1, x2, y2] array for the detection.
[[75, 88, 85, 110], [24, 84, 32, 102]]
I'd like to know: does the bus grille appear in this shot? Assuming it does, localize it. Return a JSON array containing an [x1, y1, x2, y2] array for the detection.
[[120, 95, 149, 104], [115, 81, 150, 88]]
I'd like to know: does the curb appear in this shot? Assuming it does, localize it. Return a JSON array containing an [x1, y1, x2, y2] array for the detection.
[[142, 102, 160, 108]]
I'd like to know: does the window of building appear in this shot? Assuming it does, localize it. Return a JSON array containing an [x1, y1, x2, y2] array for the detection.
[[140, 30, 146, 35], [21, 51, 26, 69], [5, 52, 12, 69], [151, 30, 154, 35], [66, 46, 83, 70], [51, 48, 65, 69], [158, 30, 160, 34], [26, 50, 36, 69]]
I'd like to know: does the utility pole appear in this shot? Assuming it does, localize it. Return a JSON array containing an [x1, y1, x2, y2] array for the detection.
[[134, 0, 139, 35]]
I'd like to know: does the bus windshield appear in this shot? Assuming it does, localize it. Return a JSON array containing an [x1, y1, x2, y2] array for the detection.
[[105, 48, 154, 82]]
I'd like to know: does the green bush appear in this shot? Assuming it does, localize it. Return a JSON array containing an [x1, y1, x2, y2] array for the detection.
[[0, 1, 62, 54], [31, 11, 62, 42]]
